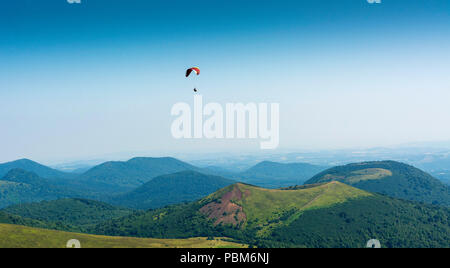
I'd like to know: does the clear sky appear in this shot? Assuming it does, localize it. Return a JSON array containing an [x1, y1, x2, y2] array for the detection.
[[1, 0, 450, 163]]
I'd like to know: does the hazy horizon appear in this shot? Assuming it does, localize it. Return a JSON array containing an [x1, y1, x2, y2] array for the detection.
[[1, 0, 450, 163], [4, 138, 450, 167]]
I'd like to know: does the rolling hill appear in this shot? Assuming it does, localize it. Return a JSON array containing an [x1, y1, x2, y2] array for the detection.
[[0, 224, 246, 248], [2, 198, 133, 231], [77, 157, 201, 191], [237, 161, 327, 188], [0, 169, 78, 208], [0, 157, 234, 209], [0, 210, 49, 228], [94, 182, 450, 248], [0, 210, 80, 232], [0, 159, 74, 179], [111, 171, 235, 209], [305, 161, 450, 206]]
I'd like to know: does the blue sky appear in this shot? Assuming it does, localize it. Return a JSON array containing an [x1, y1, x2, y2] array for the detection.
[[1, 0, 450, 163]]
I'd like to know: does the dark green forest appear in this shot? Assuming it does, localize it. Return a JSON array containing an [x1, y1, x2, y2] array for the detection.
[[2, 198, 133, 230], [306, 161, 450, 206], [110, 171, 235, 209]]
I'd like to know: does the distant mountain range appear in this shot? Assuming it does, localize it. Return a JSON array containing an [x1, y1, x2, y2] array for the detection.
[[1, 157, 449, 210], [76, 157, 201, 192], [94, 182, 450, 248], [0, 157, 328, 208], [236, 161, 327, 188], [305, 161, 450, 206], [0, 159, 74, 179], [430, 172, 450, 185]]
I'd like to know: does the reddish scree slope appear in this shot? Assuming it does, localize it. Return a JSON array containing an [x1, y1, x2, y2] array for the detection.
[[200, 185, 247, 226]]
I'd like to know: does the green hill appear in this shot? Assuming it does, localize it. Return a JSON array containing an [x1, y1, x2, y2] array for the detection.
[[202, 182, 370, 237], [305, 161, 450, 206], [0, 169, 78, 208], [111, 171, 235, 210], [0, 211, 49, 228], [94, 182, 450, 248], [0, 159, 73, 179], [0, 210, 79, 232], [2, 198, 133, 231], [0, 224, 246, 248], [78, 157, 200, 192], [0, 157, 205, 195], [0, 168, 125, 208], [0, 158, 233, 209], [237, 161, 327, 188]]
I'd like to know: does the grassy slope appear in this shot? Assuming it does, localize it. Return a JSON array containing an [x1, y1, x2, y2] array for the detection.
[[94, 182, 372, 240], [237, 182, 370, 221], [0, 223, 246, 248], [206, 182, 371, 236]]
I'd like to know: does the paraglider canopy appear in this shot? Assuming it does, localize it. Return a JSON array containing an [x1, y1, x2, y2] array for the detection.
[[186, 67, 200, 77]]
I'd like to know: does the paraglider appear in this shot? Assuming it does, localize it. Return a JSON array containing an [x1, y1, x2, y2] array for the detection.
[[186, 67, 200, 92], [185, 67, 200, 77]]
